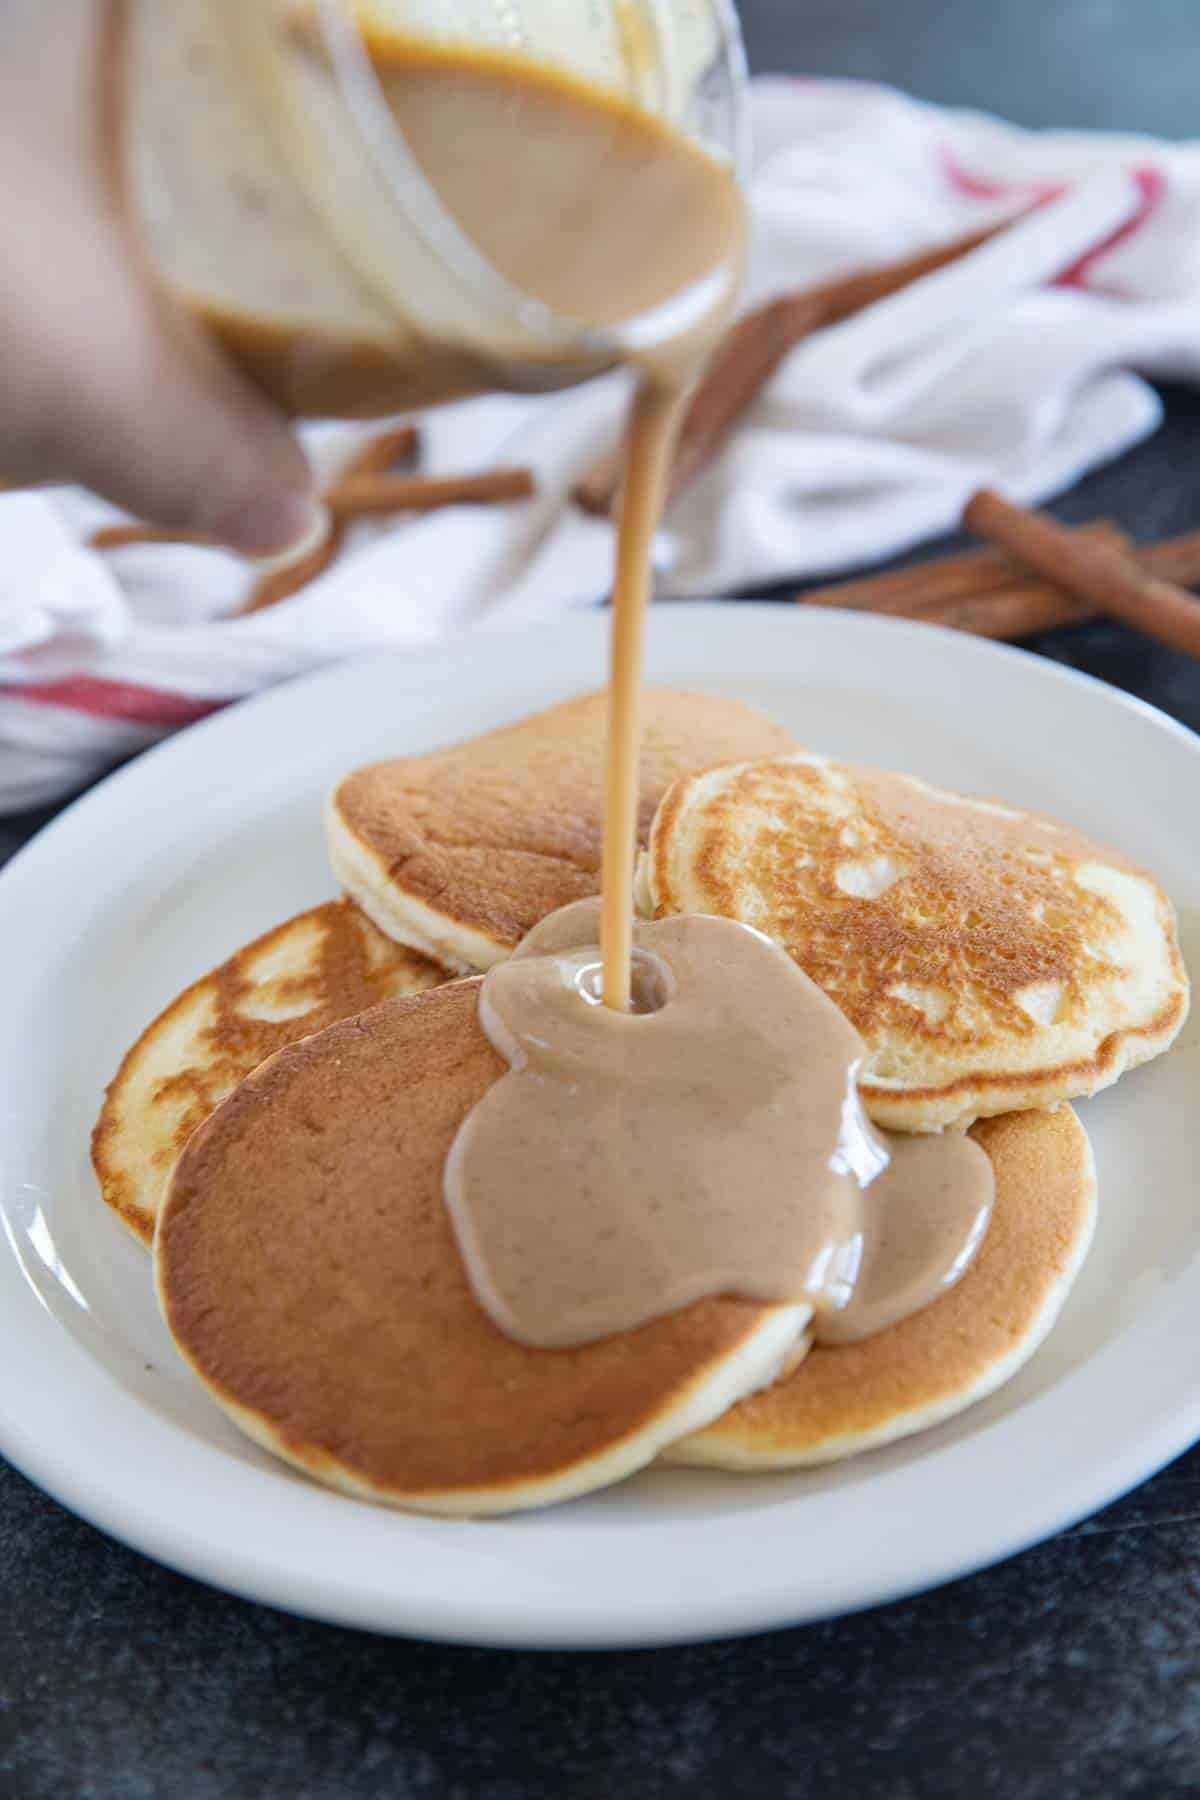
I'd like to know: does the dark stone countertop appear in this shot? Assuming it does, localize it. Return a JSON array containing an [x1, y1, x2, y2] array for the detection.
[[3, 4, 1200, 1796]]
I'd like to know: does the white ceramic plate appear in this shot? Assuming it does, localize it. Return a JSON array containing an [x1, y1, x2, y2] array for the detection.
[[1, 604, 1197, 1648]]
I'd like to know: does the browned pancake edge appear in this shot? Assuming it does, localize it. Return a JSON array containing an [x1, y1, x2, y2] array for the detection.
[[154, 980, 801, 1510]]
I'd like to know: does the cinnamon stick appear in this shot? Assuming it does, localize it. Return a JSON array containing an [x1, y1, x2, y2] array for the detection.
[[795, 522, 1200, 643], [916, 583, 1101, 640], [338, 422, 420, 478], [1127, 528, 1200, 586], [239, 526, 339, 615], [92, 425, 422, 554], [795, 522, 1124, 618], [240, 460, 533, 612], [91, 451, 528, 561], [326, 466, 535, 518], [964, 489, 1200, 659], [89, 522, 215, 551], [238, 425, 421, 614], [573, 215, 1028, 518]]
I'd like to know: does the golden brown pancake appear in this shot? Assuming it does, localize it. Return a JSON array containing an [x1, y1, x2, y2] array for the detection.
[[154, 981, 809, 1516], [93, 900, 446, 1246], [325, 688, 797, 971], [669, 1105, 1096, 1469], [642, 753, 1188, 1129]]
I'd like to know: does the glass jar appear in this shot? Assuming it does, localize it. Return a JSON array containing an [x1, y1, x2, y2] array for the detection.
[[126, 0, 748, 417]]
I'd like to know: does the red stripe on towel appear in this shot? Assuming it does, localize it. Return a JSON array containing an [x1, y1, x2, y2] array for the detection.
[[5, 676, 230, 728], [938, 147, 1065, 206], [1052, 165, 1166, 287], [939, 149, 1164, 288]]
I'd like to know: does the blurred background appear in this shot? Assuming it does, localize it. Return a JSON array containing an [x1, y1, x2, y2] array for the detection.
[[742, 0, 1195, 136]]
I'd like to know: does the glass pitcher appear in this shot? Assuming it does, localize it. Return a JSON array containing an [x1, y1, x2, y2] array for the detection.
[[126, 0, 748, 417]]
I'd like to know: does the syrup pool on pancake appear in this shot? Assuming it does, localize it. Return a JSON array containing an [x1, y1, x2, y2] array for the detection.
[[154, 980, 812, 1517], [445, 899, 994, 1351]]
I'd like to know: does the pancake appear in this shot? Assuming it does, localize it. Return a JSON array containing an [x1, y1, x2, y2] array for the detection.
[[325, 688, 796, 972], [154, 981, 810, 1517], [93, 900, 446, 1247], [668, 1105, 1096, 1469], [641, 753, 1188, 1130]]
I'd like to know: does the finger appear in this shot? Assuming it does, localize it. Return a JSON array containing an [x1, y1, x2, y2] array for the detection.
[[27, 260, 322, 557]]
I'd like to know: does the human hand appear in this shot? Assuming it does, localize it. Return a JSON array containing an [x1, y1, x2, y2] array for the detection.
[[0, 2, 319, 557]]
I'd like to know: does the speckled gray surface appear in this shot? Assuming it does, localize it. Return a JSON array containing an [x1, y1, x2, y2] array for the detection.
[[0, 1446, 1198, 1798], [3, 4, 1200, 1795]]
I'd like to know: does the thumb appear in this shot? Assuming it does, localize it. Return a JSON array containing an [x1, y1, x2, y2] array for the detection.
[[41, 262, 323, 558]]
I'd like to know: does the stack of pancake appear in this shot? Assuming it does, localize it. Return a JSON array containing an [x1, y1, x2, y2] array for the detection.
[[94, 690, 1188, 1514]]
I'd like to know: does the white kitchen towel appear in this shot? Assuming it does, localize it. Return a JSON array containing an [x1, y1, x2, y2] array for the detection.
[[5, 75, 1200, 811]]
